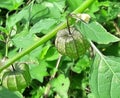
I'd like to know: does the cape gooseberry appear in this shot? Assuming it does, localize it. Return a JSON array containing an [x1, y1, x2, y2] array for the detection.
[[55, 27, 89, 59], [2, 64, 31, 91]]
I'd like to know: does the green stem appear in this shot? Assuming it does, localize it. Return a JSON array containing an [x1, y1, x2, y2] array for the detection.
[[5, 39, 8, 57], [44, 54, 62, 98], [0, 0, 95, 72]]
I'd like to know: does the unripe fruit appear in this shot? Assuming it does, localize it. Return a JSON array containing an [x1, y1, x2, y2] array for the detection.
[[2, 64, 31, 91], [55, 27, 89, 59]]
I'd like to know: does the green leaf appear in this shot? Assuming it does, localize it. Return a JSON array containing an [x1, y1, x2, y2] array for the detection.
[[31, 86, 45, 98], [79, 21, 120, 44], [71, 55, 90, 73], [51, 74, 70, 98], [90, 54, 120, 98], [0, 0, 23, 10], [6, 7, 29, 31], [39, 45, 51, 60], [66, 0, 83, 11], [108, 2, 120, 20], [6, 4, 48, 31], [85, 0, 99, 18], [52, 0, 66, 12], [42, 0, 65, 18], [88, 93, 96, 98], [30, 18, 57, 34], [0, 26, 8, 34], [29, 4, 49, 24], [30, 61, 48, 82], [88, 0, 99, 13], [12, 25, 36, 49], [0, 87, 23, 98], [43, 47, 59, 61]]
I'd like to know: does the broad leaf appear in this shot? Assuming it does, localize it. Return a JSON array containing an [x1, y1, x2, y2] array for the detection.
[[42, 0, 65, 18], [51, 74, 70, 98], [6, 6, 29, 31], [6, 4, 47, 31], [30, 18, 57, 34], [90, 54, 120, 98], [0, 0, 23, 10], [12, 25, 36, 49], [29, 4, 49, 24], [79, 21, 120, 44], [88, 93, 96, 98], [0, 87, 23, 98], [30, 61, 48, 82]]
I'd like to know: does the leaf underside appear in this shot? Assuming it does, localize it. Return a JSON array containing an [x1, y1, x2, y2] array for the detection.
[[90, 54, 120, 98]]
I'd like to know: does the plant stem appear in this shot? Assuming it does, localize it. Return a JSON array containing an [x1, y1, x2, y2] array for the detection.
[[44, 55, 62, 98], [5, 38, 8, 57], [66, 15, 72, 35], [0, 0, 95, 72]]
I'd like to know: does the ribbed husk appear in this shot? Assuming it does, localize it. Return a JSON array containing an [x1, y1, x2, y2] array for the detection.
[[2, 64, 31, 91], [55, 27, 89, 59]]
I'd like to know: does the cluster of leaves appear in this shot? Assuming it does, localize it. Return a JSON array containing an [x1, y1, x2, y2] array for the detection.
[[0, 0, 120, 98]]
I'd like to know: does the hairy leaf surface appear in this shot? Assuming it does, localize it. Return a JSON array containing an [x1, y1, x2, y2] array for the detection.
[[90, 54, 120, 98]]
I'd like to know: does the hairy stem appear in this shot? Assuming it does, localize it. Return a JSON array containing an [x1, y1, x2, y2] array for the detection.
[[0, 0, 95, 72]]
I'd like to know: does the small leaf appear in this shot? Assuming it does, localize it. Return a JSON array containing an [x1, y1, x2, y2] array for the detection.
[[0, 87, 23, 98], [0, 26, 8, 34], [0, 0, 23, 10], [30, 18, 57, 34], [90, 54, 120, 98], [44, 47, 59, 61], [79, 21, 120, 44], [108, 2, 120, 20], [40, 45, 59, 61], [51, 74, 70, 98], [71, 55, 90, 73], [39, 45, 51, 60], [30, 61, 48, 82], [6, 6, 29, 31]]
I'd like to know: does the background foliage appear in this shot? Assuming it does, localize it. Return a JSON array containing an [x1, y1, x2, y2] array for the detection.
[[0, 0, 120, 98]]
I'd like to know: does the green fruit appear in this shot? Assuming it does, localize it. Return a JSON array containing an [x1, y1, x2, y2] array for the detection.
[[55, 27, 89, 59], [2, 64, 31, 91]]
